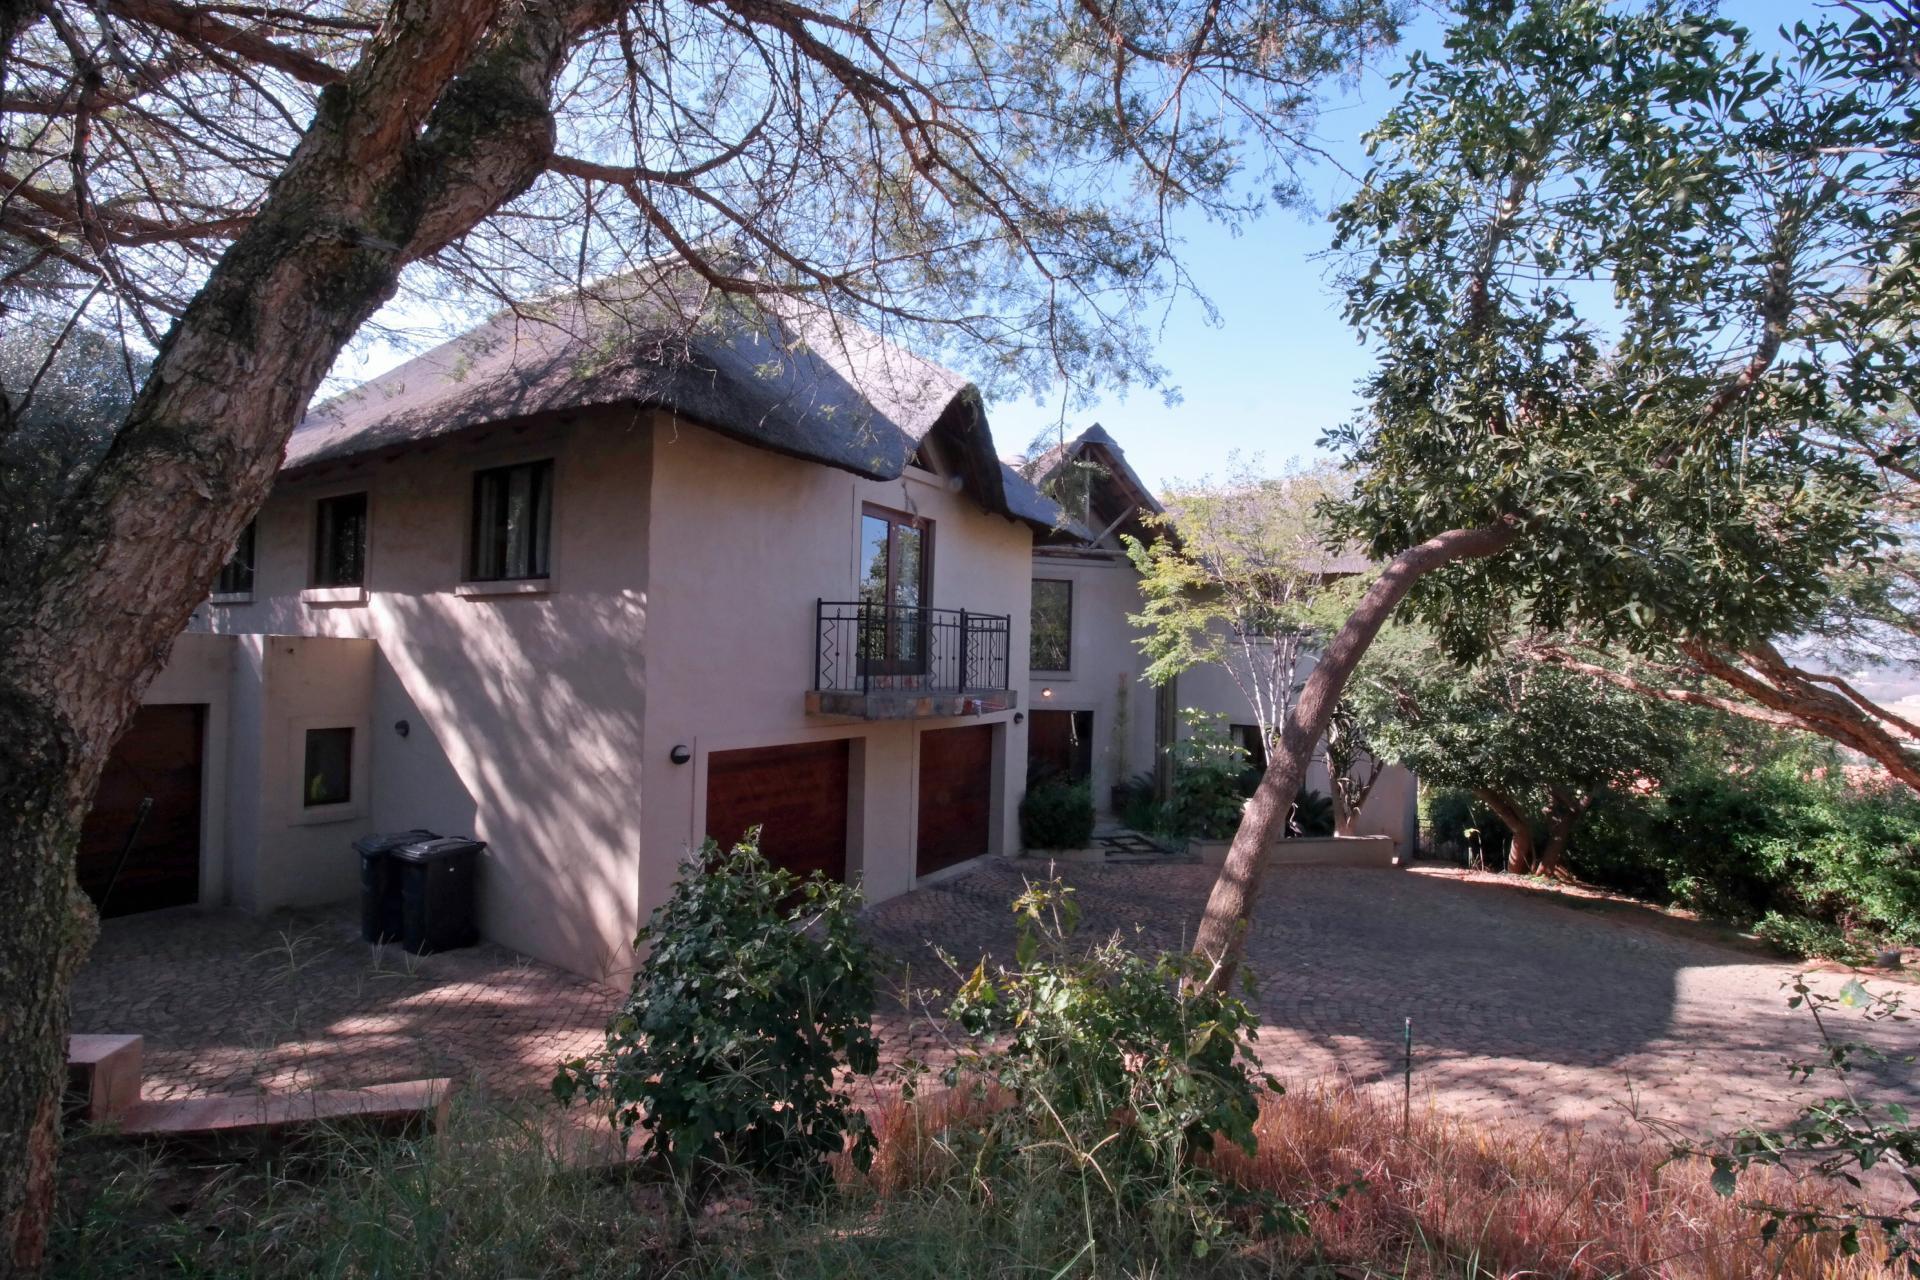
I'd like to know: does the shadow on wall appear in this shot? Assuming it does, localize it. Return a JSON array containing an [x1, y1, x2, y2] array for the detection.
[[360, 586, 651, 985]]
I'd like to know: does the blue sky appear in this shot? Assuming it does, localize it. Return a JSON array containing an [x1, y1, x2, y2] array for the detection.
[[995, 0, 1810, 492]]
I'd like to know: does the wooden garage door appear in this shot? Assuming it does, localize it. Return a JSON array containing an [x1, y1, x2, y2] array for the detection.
[[706, 740, 850, 882], [77, 704, 204, 917], [917, 724, 993, 877]]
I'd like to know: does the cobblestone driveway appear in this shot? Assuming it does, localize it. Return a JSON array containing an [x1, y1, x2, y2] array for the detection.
[[73, 861, 1916, 1137], [863, 860, 1918, 1136], [71, 907, 614, 1101]]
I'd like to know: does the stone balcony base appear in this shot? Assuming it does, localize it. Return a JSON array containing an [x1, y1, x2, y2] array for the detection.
[[805, 688, 1018, 721]]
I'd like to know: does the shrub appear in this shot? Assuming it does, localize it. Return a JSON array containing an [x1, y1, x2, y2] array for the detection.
[[1168, 710, 1250, 840], [1019, 777, 1095, 850], [946, 878, 1282, 1255], [553, 832, 879, 1187], [1288, 788, 1334, 838], [1568, 741, 1920, 955]]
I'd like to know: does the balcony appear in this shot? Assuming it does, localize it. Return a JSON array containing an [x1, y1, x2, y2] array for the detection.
[[807, 600, 1018, 720]]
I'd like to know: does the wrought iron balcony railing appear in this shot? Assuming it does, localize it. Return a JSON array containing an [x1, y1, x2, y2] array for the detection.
[[815, 600, 1012, 696]]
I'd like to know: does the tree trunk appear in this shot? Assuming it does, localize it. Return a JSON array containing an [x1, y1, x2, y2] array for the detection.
[[1192, 522, 1518, 992], [1332, 759, 1382, 836], [1536, 787, 1589, 880], [0, 708, 98, 1276], [0, 3, 603, 1268], [1473, 787, 1535, 876]]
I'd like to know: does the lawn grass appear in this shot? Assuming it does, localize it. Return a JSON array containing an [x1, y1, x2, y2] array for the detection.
[[53, 1082, 1896, 1279]]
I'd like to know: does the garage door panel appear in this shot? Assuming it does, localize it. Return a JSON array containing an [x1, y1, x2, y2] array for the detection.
[[77, 704, 204, 916], [917, 725, 993, 877], [706, 740, 850, 883]]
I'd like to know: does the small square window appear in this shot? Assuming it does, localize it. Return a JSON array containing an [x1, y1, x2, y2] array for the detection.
[[214, 520, 255, 596], [302, 727, 353, 808], [312, 492, 368, 588], [1030, 578, 1072, 672], [469, 460, 553, 582]]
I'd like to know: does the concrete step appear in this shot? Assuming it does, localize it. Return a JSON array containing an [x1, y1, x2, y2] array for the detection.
[[116, 1078, 455, 1139], [67, 1034, 144, 1122]]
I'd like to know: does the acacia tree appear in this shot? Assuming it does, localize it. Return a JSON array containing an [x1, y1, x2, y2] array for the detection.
[[1190, 0, 1920, 990], [1529, 400, 1920, 788], [1125, 457, 1354, 755], [0, 0, 1407, 1267], [1355, 654, 1680, 877]]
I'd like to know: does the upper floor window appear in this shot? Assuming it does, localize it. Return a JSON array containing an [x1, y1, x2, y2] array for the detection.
[[469, 459, 554, 582], [859, 504, 930, 673], [1030, 578, 1072, 671], [214, 520, 255, 597], [311, 492, 368, 588]]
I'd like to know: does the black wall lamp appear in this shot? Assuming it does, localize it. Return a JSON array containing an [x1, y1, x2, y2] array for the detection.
[[1013, 712, 1024, 724], [669, 744, 692, 765]]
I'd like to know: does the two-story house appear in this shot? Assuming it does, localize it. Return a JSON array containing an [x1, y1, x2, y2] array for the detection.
[[74, 283, 1056, 981]]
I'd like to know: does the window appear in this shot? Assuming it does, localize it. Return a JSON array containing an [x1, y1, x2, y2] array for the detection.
[[311, 492, 368, 588], [469, 459, 554, 581], [1030, 578, 1072, 671], [213, 520, 255, 597], [1229, 723, 1269, 774], [302, 727, 353, 807], [858, 504, 931, 673]]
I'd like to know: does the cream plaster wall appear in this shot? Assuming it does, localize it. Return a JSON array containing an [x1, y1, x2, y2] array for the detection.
[[1024, 549, 1161, 809], [201, 410, 656, 980], [639, 414, 1033, 927]]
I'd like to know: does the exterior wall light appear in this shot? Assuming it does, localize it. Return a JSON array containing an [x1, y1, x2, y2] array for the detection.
[[669, 744, 692, 765], [1013, 711, 1024, 724], [1041, 687, 1053, 699]]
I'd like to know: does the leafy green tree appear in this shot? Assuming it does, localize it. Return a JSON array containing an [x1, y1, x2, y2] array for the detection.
[[1356, 653, 1681, 877], [1193, 0, 1919, 987], [0, 0, 1399, 1260], [1126, 457, 1357, 754]]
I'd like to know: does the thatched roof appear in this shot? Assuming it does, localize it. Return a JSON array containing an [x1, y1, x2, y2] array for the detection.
[[285, 274, 1062, 530], [1022, 423, 1161, 547]]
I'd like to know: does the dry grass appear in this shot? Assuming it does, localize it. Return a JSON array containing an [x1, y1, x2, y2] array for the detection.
[[844, 1081, 1898, 1278], [1215, 1082, 1890, 1278], [54, 1082, 1902, 1278]]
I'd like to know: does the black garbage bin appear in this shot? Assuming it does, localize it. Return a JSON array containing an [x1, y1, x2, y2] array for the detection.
[[356, 829, 436, 944], [392, 836, 484, 954]]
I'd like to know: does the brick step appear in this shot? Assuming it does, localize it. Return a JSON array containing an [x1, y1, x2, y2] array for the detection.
[[69, 1033, 453, 1141], [67, 1034, 144, 1122], [116, 1078, 454, 1138]]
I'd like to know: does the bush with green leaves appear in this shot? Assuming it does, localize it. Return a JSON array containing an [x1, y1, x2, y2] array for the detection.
[[1570, 741, 1920, 957], [1019, 777, 1096, 850], [1168, 711, 1251, 840], [553, 832, 880, 1187], [945, 878, 1286, 1256]]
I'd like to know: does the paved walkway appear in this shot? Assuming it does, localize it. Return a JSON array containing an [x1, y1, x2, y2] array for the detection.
[[71, 907, 614, 1101], [72, 861, 1917, 1136], [862, 860, 1919, 1137]]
